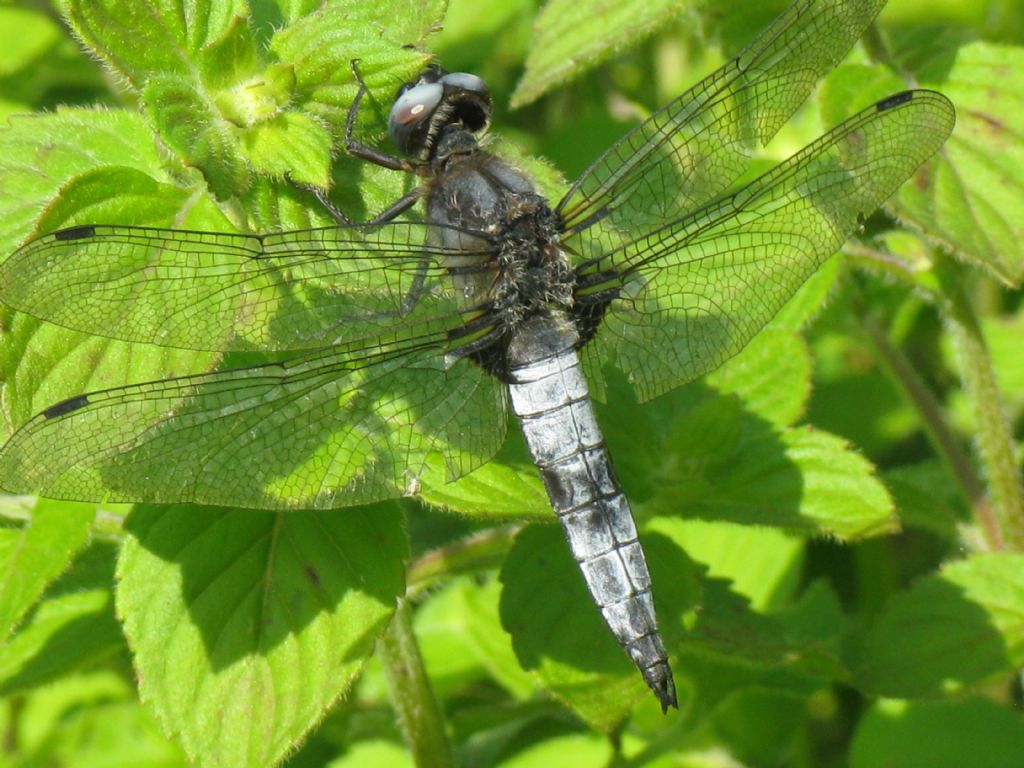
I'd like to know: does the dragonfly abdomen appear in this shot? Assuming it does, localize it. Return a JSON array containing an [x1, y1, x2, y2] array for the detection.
[[506, 313, 677, 711]]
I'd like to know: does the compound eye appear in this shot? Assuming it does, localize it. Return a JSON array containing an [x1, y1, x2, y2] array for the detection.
[[388, 82, 443, 154], [439, 72, 488, 97]]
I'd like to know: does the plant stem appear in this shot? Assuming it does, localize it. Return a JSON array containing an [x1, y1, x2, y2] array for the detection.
[[858, 311, 1001, 548], [846, 245, 1021, 550], [378, 598, 454, 768], [936, 260, 1024, 550], [406, 524, 519, 597]]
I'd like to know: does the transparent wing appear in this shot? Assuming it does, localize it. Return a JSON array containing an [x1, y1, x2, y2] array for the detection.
[[0, 222, 497, 352], [556, 0, 886, 245], [0, 330, 507, 509], [573, 91, 955, 402]]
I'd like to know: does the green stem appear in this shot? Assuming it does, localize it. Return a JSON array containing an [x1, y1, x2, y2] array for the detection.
[[406, 524, 519, 597], [936, 260, 1024, 550], [858, 311, 1001, 548], [378, 599, 454, 768]]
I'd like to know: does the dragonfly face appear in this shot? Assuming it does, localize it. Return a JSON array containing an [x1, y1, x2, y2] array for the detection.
[[386, 67, 491, 162], [0, 0, 955, 713]]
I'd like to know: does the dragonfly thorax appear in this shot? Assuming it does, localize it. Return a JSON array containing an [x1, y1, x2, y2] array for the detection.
[[493, 204, 571, 319]]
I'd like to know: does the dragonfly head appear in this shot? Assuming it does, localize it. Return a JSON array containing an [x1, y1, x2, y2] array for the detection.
[[388, 66, 491, 161]]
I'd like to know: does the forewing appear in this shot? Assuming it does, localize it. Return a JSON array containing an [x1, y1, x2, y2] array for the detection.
[[0, 222, 496, 352], [575, 91, 954, 402], [0, 331, 507, 509], [557, 0, 886, 248]]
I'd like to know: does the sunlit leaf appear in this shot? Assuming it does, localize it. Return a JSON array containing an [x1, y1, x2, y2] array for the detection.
[[918, 43, 1024, 286], [512, 0, 689, 107], [58, 0, 248, 88], [7, 671, 185, 766], [0, 110, 174, 251], [853, 553, 1024, 697], [0, 498, 95, 641], [0, 543, 124, 696], [119, 503, 407, 768], [500, 525, 699, 729], [850, 697, 1024, 768]]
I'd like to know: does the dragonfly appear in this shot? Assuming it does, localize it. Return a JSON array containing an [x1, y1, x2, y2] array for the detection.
[[0, 0, 953, 711]]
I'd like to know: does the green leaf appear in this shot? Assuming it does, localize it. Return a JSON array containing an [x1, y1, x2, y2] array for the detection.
[[652, 516, 846, 683], [360, 0, 449, 47], [270, 6, 434, 130], [59, 0, 248, 89], [706, 327, 812, 428], [850, 697, 1024, 768], [711, 688, 807, 767], [328, 741, 412, 768], [1, 310, 221, 436], [215, 63, 297, 126], [418, 447, 549, 519], [681, 577, 848, 685], [118, 503, 407, 767], [197, 13, 262, 87], [255, 0, 322, 28], [917, 42, 1024, 287], [511, 0, 689, 106], [431, 0, 535, 87], [143, 75, 250, 199], [0, 498, 95, 641], [590, 327, 894, 538], [0, 588, 121, 696], [0, 543, 124, 696], [0, 109, 172, 252], [819, 51, 1024, 285], [819, 63, 909, 128], [8, 670, 186, 765], [500, 525, 699, 729], [853, 552, 1024, 697], [454, 578, 537, 699], [648, 517, 803, 611], [496, 733, 613, 767], [243, 112, 333, 187], [772, 254, 842, 331], [883, 462, 963, 539], [0, 6, 63, 76], [413, 577, 539, 702], [0, 134, 229, 433], [787, 426, 894, 536], [414, 579, 491, 695], [35, 168, 199, 233], [606, 371, 895, 539]]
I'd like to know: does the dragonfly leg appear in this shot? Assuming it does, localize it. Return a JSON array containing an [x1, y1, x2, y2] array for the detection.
[[345, 60, 421, 174], [309, 185, 355, 225], [292, 61, 432, 226], [365, 189, 422, 223]]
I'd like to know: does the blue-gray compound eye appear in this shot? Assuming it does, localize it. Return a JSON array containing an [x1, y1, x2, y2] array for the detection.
[[388, 82, 443, 154], [438, 72, 488, 96]]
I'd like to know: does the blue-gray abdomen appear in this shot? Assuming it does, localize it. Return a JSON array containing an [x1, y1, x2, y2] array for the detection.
[[505, 313, 676, 710]]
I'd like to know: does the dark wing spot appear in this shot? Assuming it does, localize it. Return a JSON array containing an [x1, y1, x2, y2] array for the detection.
[[43, 395, 90, 418], [876, 91, 913, 111], [53, 225, 97, 241]]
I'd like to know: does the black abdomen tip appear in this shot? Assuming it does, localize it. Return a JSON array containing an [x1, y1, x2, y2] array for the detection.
[[644, 662, 678, 713]]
